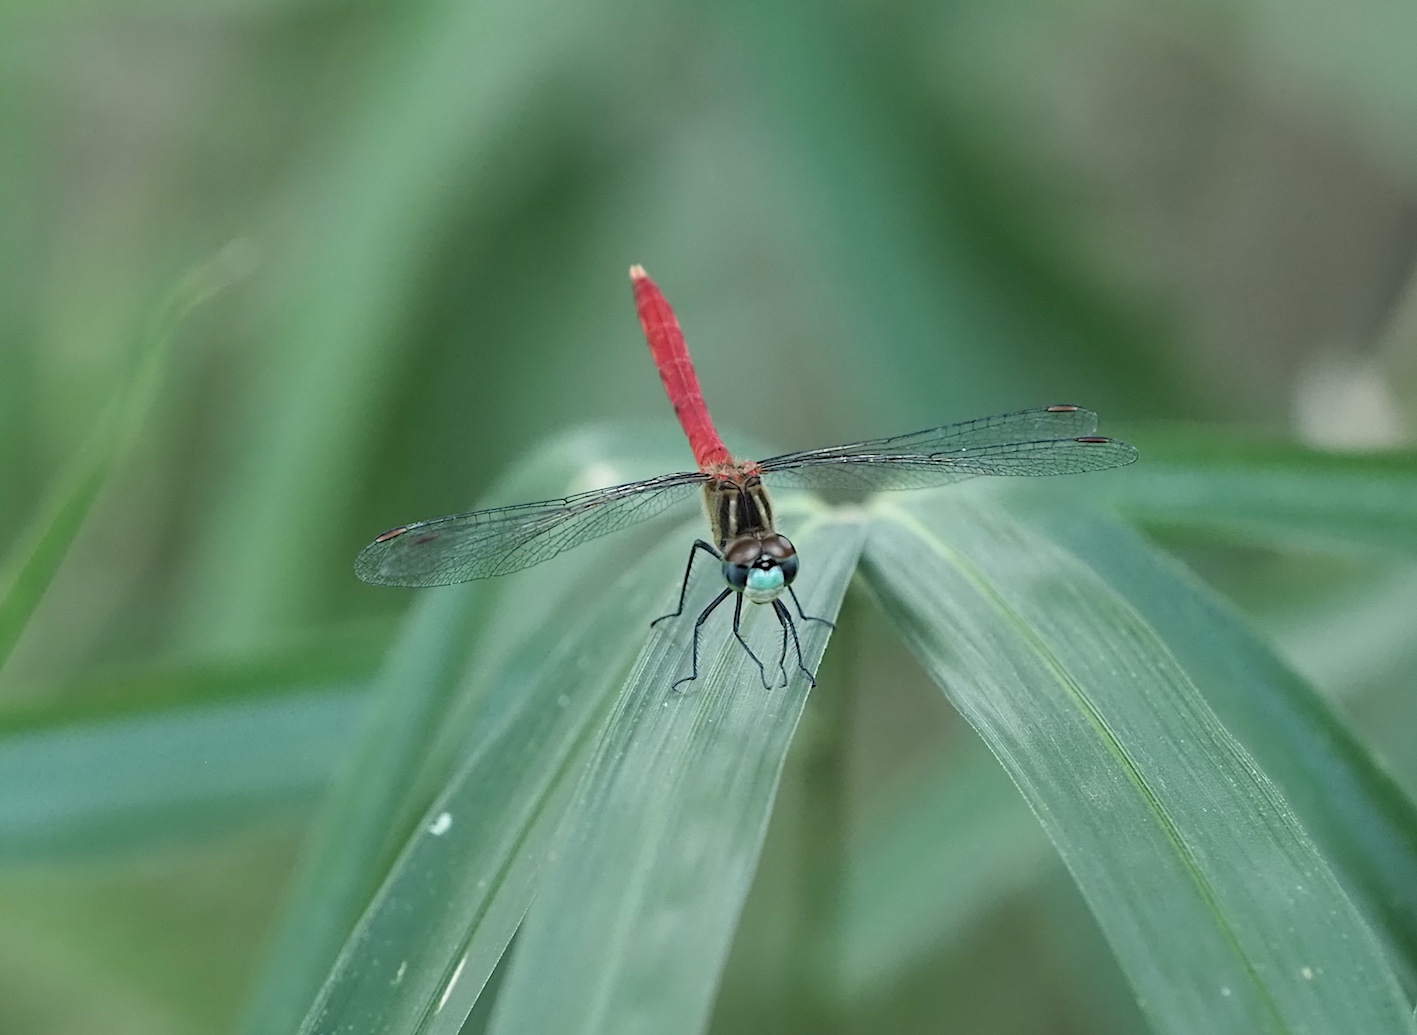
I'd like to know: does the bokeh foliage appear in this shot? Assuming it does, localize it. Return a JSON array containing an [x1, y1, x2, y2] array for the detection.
[[2, 0, 1416, 1032]]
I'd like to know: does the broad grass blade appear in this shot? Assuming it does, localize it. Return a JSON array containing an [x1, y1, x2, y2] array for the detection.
[[1036, 509, 1417, 989], [251, 428, 699, 1035], [862, 493, 1416, 1035], [295, 519, 695, 1035], [483, 514, 864, 1035]]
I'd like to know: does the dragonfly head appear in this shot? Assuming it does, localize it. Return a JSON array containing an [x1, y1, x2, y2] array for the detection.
[[722, 533, 799, 604]]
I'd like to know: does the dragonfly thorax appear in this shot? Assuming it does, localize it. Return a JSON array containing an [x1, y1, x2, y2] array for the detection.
[[704, 473, 773, 548], [722, 533, 799, 604]]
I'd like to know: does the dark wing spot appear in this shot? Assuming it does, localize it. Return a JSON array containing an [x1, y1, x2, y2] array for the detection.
[[1046, 404, 1080, 413], [374, 526, 409, 543], [1075, 436, 1111, 444]]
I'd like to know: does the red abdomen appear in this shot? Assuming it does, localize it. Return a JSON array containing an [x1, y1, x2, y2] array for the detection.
[[631, 266, 734, 471]]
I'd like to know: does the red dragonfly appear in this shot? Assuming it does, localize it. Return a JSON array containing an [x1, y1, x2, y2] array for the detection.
[[357, 266, 1137, 689]]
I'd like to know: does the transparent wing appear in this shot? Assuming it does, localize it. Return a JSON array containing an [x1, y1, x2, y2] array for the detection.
[[758, 409, 1136, 493], [355, 471, 707, 587], [761, 405, 1100, 467]]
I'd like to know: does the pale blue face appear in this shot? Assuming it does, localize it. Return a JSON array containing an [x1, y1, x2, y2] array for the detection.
[[743, 564, 786, 604]]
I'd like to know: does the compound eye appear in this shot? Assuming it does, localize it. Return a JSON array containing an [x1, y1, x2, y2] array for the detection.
[[779, 553, 799, 585], [723, 562, 750, 592]]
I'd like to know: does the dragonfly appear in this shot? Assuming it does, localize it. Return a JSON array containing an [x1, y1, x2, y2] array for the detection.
[[356, 265, 1138, 691]]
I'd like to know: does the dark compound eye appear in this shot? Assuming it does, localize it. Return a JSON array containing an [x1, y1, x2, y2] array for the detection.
[[723, 562, 750, 592], [779, 553, 799, 585]]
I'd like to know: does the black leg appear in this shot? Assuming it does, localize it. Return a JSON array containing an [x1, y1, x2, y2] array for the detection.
[[775, 607, 790, 688], [774, 598, 817, 688], [788, 585, 835, 629], [671, 588, 733, 693], [653, 540, 721, 627], [731, 592, 773, 690]]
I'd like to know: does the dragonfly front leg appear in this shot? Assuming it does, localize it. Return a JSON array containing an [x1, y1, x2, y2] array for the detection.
[[731, 593, 773, 691], [671, 588, 733, 693], [775, 610, 790, 688], [653, 539, 722, 627], [773, 598, 817, 688]]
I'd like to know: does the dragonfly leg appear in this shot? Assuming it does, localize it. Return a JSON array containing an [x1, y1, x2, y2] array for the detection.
[[653, 540, 722, 627], [788, 585, 835, 630], [671, 587, 732, 693], [773, 598, 817, 688], [731, 593, 773, 691], [775, 609, 790, 688]]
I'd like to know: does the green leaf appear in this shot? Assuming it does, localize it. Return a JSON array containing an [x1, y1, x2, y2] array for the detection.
[[1090, 426, 1417, 554], [293, 532, 679, 1035], [861, 491, 1415, 1035], [0, 686, 361, 864], [240, 584, 491, 1035], [247, 427, 698, 1035], [0, 244, 251, 675], [483, 512, 863, 1035], [1035, 509, 1417, 990]]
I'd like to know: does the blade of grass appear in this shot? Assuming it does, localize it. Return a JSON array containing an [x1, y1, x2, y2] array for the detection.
[[244, 427, 697, 1035], [240, 583, 490, 1035], [862, 492, 1416, 1035], [1088, 426, 1417, 554], [484, 513, 863, 1035], [0, 243, 251, 677], [1034, 507, 1417, 989], [295, 504, 697, 1035], [0, 685, 362, 864]]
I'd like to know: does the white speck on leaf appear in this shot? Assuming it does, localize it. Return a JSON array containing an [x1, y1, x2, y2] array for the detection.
[[437, 955, 467, 1012], [1220, 986, 1231, 997], [393, 961, 407, 985], [1300, 966, 1314, 980], [429, 812, 452, 836]]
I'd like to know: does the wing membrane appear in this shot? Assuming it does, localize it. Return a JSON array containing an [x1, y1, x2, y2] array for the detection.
[[760, 406, 1100, 469], [759, 418, 1136, 494], [355, 472, 707, 587]]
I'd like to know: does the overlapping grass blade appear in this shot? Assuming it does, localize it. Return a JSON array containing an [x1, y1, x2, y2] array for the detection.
[[240, 583, 490, 1035], [1035, 509, 1417, 988], [249, 427, 699, 1035], [295, 515, 693, 1035], [483, 514, 864, 1035], [862, 492, 1416, 1035]]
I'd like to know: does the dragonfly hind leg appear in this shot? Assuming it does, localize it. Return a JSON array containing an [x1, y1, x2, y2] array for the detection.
[[773, 598, 818, 688], [671, 587, 733, 693], [653, 540, 722, 627]]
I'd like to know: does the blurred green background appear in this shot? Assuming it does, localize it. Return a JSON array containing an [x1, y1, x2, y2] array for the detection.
[[1, 0, 1415, 1031]]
